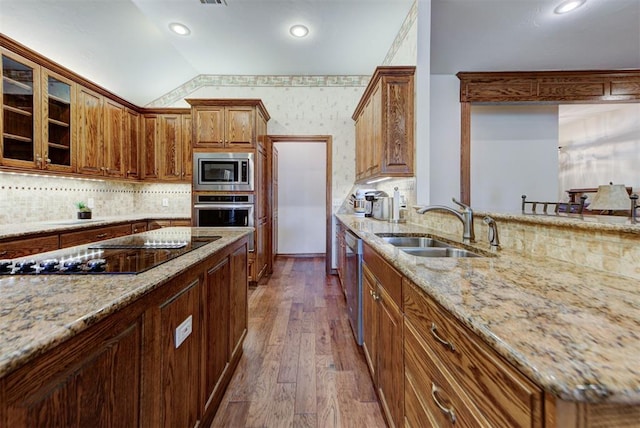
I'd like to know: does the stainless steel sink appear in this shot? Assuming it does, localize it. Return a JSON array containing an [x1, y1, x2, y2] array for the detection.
[[377, 233, 485, 258], [401, 247, 481, 258], [380, 236, 451, 248]]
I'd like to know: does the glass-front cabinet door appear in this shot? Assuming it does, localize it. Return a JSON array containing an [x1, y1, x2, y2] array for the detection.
[[1, 50, 40, 169], [43, 70, 74, 172]]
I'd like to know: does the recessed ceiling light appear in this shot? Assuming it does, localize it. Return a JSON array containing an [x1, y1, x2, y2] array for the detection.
[[169, 22, 191, 36], [554, 0, 586, 14], [289, 25, 309, 38]]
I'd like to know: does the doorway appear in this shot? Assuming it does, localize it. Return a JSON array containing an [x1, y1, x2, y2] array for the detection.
[[267, 135, 333, 275]]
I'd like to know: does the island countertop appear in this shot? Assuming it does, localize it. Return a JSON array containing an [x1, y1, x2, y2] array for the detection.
[[0, 227, 252, 378], [336, 213, 640, 405]]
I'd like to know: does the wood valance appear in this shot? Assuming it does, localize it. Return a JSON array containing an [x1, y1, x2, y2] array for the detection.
[[457, 70, 640, 103]]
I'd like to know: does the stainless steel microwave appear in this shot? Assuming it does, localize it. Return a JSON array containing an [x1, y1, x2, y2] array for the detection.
[[193, 152, 254, 191]]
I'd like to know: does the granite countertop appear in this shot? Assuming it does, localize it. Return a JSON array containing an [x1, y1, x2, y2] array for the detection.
[[337, 213, 640, 405], [0, 226, 252, 378], [0, 214, 190, 240]]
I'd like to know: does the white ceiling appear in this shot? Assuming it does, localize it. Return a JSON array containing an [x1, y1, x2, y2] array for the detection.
[[1, 0, 639, 106]]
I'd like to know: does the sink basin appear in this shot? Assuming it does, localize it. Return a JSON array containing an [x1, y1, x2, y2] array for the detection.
[[380, 236, 451, 248], [401, 247, 481, 258], [376, 233, 486, 258]]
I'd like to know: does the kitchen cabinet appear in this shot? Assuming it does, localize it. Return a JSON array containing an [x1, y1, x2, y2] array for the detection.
[[352, 66, 415, 184], [147, 219, 191, 230], [403, 278, 544, 427], [141, 114, 158, 179], [124, 108, 140, 179], [42, 69, 75, 173], [76, 87, 124, 178], [102, 98, 124, 178], [158, 113, 192, 182], [0, 50, 42, 170], [187, 99, 270, 149], [131, 221, 147, 234], [0, 234, 58, 258], [2, 303, 143, 427], [141, 112, 191, 182], [362, 242, 404, 428], [253, 143, 269, 281], [59, 224, 131, 248]]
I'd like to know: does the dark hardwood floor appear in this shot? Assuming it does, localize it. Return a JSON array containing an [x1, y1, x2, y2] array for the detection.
[[211, 256, 386, 427]]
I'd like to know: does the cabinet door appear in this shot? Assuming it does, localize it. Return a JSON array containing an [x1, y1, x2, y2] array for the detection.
[[0, 50, 40, 170], [59, 224, 131, 248], [76, 86, 104, 176], [226, 106, 254, 147], [229, 243, 248, 360], [158, 114, 182, 181], [141, 115, 158, 179], [181, 114, 192, 181], [4, 314, 142, 427], [159, 279, 200, 428], [369, 83, 382, 176], [256, 217, 268, 281], [0, 234, 59, 258], [362, 263, 378, 381], [124, 108, 140, 179], [42, 69, 74, 172], [103, 99, 124, 178], [377, 285, 404, 428], [193, 107, 224, 147], [201, 258, 230, 411]]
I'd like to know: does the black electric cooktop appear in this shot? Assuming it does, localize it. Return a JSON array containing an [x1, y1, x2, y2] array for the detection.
[[0, 234, 222, 275]]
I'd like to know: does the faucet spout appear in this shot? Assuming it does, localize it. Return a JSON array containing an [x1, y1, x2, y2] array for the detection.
[[417, 198, 475, 243]]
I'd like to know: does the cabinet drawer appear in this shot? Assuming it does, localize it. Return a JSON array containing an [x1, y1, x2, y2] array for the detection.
[[131, 222, 147, 234], [363, 243, 402, 306], [403, 280, 543, 428], [60, 224, 131, 248], [405, 321, 490, 427], [0, 234, 59, 258]]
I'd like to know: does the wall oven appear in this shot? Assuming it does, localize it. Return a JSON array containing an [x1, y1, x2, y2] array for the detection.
[[193, 152, 254, 192], [194, 194, 254, 250]]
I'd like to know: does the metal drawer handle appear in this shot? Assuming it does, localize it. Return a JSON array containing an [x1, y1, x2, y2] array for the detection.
[[95, 233, 108, 239], [430, 323, 455, 352], [0, 250, 7, 257], [431, 383, 456, 424]]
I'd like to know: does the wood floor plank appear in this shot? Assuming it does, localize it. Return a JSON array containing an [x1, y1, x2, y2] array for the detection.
[[209, 256, 386, 428], [295, 332, 317, 415]]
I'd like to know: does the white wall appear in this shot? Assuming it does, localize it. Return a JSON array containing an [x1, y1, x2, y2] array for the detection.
[[276, 143, 326, 254], [471, 105, 559, 213], [429, 74, 460, 206]]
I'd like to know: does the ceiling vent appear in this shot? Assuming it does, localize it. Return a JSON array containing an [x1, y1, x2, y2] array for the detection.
[[200, 0, 227, 4]]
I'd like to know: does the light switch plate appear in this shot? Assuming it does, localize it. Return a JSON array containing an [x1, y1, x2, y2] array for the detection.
[[175, 315, 193, 348], [162, 198, 169, 207]]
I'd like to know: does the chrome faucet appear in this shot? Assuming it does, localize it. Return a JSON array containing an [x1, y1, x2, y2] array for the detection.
[[483, 216, 500, 250], [417, 198, 475, 243]]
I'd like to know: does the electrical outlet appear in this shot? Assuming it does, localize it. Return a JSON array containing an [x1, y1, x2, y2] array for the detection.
[[175, 315, 193, 349], [162, 198, 169, 207], [87, 198, 95, 209]]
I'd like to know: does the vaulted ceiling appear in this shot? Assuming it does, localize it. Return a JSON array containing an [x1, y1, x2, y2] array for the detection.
[[1, 0, 638, 106]]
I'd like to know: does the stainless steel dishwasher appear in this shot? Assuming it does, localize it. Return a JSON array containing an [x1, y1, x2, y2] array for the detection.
[[344, 229, 363, 345]]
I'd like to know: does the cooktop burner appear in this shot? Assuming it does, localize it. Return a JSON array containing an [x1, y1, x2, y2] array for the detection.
[[1, 233, 222, 275]]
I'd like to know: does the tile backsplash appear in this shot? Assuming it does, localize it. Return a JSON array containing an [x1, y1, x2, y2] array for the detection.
[[0, 172, 190, 225]]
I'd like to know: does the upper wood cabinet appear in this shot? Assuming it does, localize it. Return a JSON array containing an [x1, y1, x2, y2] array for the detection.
[[124, 108, 140, 179], [42, 69, 75, 173], [141, 114, 159, 180], [0, 49, 46, 171], [158, 113, 192, 182], [353, 66, 415, 184], [187, 99, 270, 149], [76, 88, 124, 178]]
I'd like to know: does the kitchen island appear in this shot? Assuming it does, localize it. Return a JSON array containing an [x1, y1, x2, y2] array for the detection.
[[0, 226, 251, 427], [337, 213, 640, 427]]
